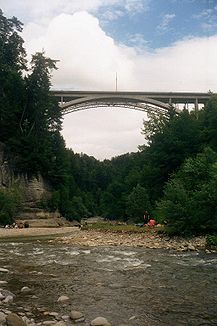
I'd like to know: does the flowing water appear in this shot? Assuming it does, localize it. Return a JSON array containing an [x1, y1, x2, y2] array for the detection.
[[0, 240, 216, 325]]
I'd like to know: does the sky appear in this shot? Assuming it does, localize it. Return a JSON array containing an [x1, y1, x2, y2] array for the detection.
[[1, 0, 217, 160]]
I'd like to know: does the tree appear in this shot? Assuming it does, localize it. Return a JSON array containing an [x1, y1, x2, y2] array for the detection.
[[0, 10, 26, 143], [126, 184, 151, 223], [157, 148, 217, 235], [140, 109, 202, 202], [11, 51, 63, 175]]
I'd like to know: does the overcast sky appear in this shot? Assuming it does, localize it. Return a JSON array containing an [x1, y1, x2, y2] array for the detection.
[[1, 0, 217, 160]]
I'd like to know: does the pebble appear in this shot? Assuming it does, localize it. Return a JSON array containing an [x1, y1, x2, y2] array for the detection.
[[57, 296, 70, 304], [0, 268, 9, 273], [0, 281, 8, 285], [70, 310, 84, 321], [21, 286, 32, 293], [54, 322, 66, 326], [50, 313, 59, 318], [3, 295, 14, 303], [61, 315, 70, 321], [90, 317, 112, 326]]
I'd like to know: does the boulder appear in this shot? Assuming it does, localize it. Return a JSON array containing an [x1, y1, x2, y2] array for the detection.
[[6, 313, 27, 326]]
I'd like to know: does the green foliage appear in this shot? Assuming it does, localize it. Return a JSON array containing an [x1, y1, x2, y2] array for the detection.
[[83, 222, 146, 233], [157, 148, 217, 235], [126, 184, 151, 223], [206, 235, 217, 247], [0, 186, 22, 225]]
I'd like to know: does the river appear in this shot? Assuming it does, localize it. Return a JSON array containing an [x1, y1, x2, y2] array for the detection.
[[0, 240, 216, 325]]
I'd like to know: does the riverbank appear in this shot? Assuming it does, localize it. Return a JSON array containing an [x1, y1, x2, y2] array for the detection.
[[0, 226, 215, 252], [0, 227, 77, 240], [54, 228, 210, 252]]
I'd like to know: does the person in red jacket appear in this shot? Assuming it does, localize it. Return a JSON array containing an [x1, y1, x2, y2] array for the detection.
[[148, 219, 156, 227]]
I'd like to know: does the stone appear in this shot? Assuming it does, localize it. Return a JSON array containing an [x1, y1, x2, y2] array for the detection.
[[6, 313, 27, 326], [0, 292, 5, 300], [0, 268, 9, 273], [49, 312, 59, 318], [0, 289, 15, 299], [3, 295, 13, 303], [90, 317, 111, 326], [42, 321, 56, 325], [0, 281, 8, 285], [54, 322, 66, 326], [21, 286, 32, 293], [188, 244, 196, 251], [0, 311, 6, 323], [70, 310, 84, 321], [57, 295, 70, 304]]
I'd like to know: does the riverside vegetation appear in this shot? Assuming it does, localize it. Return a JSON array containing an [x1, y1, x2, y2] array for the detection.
[[0, 9, 217, 240]]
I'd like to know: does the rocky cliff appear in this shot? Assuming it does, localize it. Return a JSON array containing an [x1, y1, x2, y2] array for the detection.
[[0, 142, 61, 223]]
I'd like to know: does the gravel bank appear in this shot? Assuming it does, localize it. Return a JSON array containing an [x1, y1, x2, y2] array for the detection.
[[0, 227, 77, 239], [54, 229, 208, 252]]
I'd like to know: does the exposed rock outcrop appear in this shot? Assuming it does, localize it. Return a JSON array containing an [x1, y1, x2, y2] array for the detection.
[[0, 142, 60, 224]]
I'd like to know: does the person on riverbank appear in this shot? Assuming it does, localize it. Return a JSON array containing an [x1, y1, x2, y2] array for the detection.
[[148, 219, 156, 227], [143, 211, 150, 225]]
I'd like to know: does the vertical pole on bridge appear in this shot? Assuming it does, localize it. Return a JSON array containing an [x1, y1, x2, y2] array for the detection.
[[195, 98, 199, 118]]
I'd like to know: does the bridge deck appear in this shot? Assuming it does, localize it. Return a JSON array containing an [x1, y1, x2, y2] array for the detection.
[[51, 90, 214, 104]]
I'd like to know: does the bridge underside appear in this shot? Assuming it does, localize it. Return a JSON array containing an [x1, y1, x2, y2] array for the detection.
[[51, 91, 213, 115], [58, 95, 173, 115]]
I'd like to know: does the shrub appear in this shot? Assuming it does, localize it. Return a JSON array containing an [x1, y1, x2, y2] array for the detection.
[[0, 186, 22, 226], [157, 148, 217, 235], [206, 235, 217, 247]]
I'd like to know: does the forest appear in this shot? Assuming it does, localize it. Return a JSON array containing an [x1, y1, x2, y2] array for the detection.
[[0, 10, 217, 236]]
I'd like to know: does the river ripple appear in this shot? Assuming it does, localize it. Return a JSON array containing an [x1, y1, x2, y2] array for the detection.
[[0, 241, 216, 325]]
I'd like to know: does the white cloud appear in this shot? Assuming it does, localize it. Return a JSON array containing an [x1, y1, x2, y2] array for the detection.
[[23, 12, 217, 92], [62, 108, 145, 160], [23, 12, 138, 91], [157, 13, 176, 33], [101, 9, 124, 21], [124, 0, 148, 14], [0, 0, 148, 24]]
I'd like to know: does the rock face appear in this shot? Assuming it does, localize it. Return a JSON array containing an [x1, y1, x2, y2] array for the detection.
[[0, 142, 12, 188], [0, 142, 60, 222]]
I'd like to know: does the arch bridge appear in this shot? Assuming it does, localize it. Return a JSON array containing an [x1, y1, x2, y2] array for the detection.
[[51, 91, 214, 115]]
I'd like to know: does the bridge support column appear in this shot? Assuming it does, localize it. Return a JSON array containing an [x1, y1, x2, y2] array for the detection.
[[195, 98, 199, 117]]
